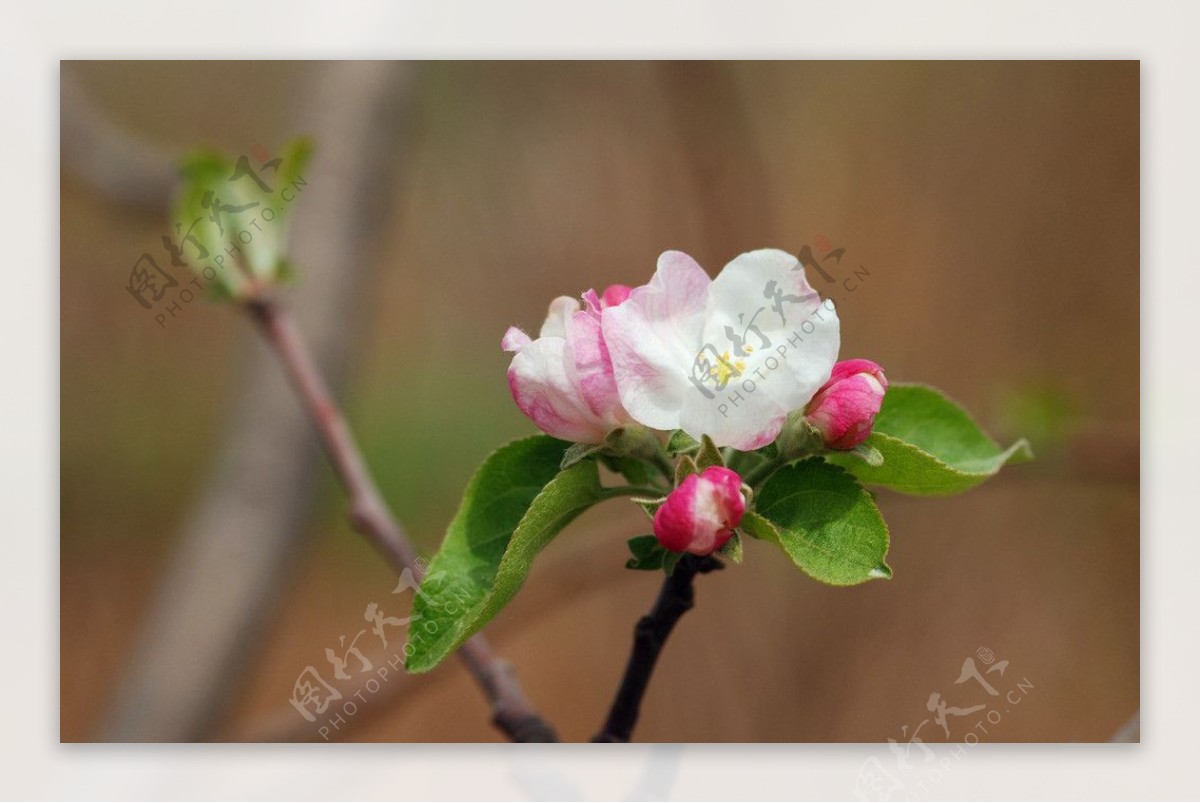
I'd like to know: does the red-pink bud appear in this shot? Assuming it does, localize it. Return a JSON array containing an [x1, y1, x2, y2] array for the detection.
[[600, 284, 633, 308], [653, 466, 746, 555], [805, 359, 889, 450]]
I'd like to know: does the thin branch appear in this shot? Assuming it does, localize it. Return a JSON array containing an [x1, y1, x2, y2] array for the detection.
[[60, 73, 178, 211], [97, 62, 419, 742], [246, 297, 557, 743], [592, 553, 723, 742]]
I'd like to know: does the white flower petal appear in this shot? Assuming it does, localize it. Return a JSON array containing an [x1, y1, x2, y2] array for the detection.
[[680, 249, 839, 446], [501, 326, 532, 353], [540, 296, 580, 339], [602, 251, 711, 430]]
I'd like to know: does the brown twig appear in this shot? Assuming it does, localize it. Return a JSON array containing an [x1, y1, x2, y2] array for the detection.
[[95, 62, 420, 742], [246, 296, 557, 742], [593, 553, 723, 742]]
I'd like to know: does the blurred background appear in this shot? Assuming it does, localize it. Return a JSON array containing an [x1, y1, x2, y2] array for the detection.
[[60, 61, 1138, 743]]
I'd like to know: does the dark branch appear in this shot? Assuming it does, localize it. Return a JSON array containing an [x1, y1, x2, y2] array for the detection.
[[593, 553, 723, 742]]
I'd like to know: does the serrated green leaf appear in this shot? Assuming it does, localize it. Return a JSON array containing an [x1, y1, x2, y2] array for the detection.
[[748, 459, 891, 586], [562, 441, 601, 469], [827, 384, 1032, 496], [405, 435, 606, 673]]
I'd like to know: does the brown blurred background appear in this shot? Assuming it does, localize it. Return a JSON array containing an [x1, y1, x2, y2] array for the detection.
[[60, 61, 1138, 743]]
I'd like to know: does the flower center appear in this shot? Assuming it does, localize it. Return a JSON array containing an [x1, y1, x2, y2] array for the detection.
[[713, 350, 747, 386]]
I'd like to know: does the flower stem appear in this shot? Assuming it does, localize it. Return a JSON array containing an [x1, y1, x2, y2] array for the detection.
[[742, 453, 792, 487], [650, 452, 677, 485], [592, 553, 723, 742], [603, 484, 668, 500]]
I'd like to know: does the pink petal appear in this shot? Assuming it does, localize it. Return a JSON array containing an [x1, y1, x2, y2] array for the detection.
[[566, 308, 627, 425], [507, 337, 609, 443], [501, 326, 532, 353], [601, 284, 633, 308]]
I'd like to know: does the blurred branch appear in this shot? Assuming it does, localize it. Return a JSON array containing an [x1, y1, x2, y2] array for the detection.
[[247, 298, 557, 742], [593, 554, 723, 742], [90, 61, 554, 743], [60, 74, 178, 211], [99, 62, 417, 741], [238, 530, 626, 742], [657, 62, 776, 262]]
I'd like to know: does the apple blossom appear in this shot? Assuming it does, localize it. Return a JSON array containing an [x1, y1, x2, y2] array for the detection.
[[602, 249, 840, 450], [653, 466, 747, 555], [804, 359, 888, 449], [503, 286, 635, 444]]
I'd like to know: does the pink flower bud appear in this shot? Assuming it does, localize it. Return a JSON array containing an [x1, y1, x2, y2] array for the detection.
[[653, 466, 746, 555], [804, 359, 888, 450], [600, 284, 633, 308]]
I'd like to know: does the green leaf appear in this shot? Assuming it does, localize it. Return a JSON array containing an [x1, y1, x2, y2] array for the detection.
[[666, 430, 700, 455], [727, 447, 767, 477], [774, 409, 822, 459], [172, 151, 248, 298], [846, 442, 884, 467], [561, 441, 601, 469], [170, 138, 312, 296], [661, 550, 682, 576], [563, 425, 666, 482], [633, 495, 665, 522], [405, 436, 607, 673], [827, 384, 1033, 496], [747, 459, 891, 586], [625, 535, 667, 571], [674, 454, 699, 486], [718, 531, 744, 564], [695, 434, 724, 469], [608, 455, 653, 486]]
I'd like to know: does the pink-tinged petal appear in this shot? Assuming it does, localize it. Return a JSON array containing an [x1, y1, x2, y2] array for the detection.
[[602, 251, 712, 431], [824, 358, 889, 391], [601, 284, 633, 308], [507, 336, 609, 444], [685, 249, 839, 447], [805, 359, 888, 449], [582, 288, 603, 314], [565, 307, 628, 425], [653, 466, 745, 555], [652, 475, 699, 553], [539, 296, 581, 339], [501, 326, 532, 353]]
